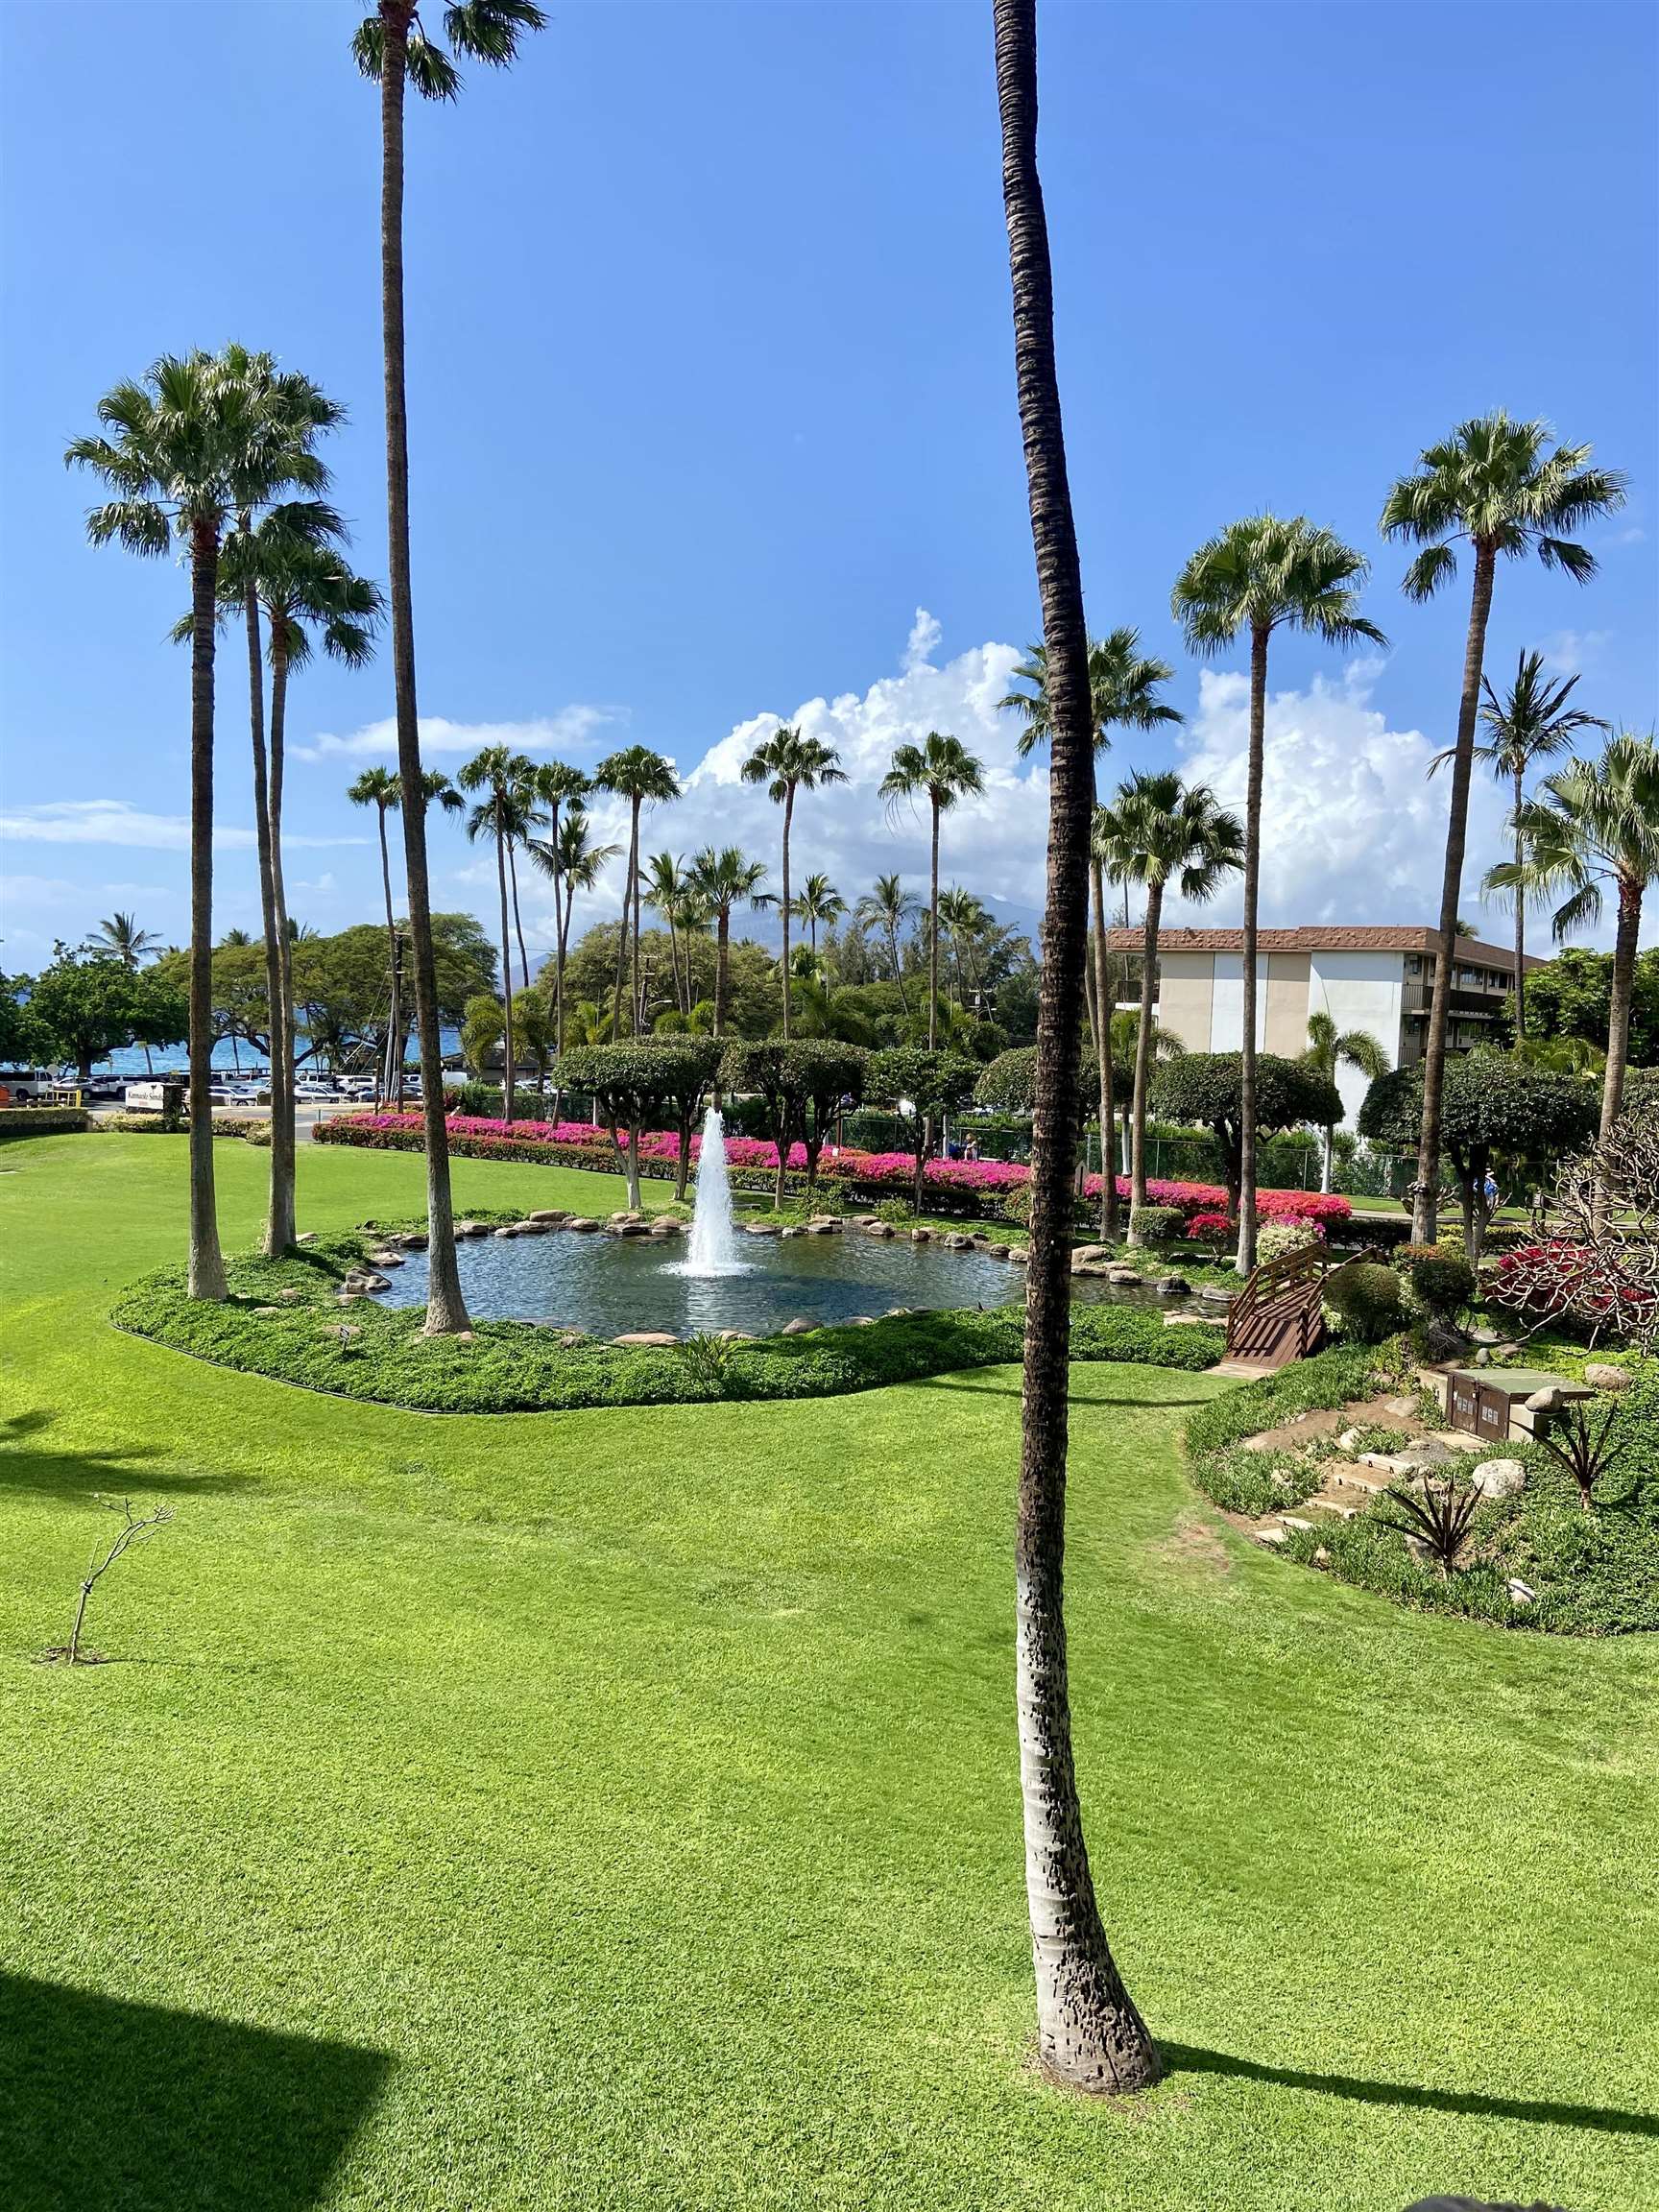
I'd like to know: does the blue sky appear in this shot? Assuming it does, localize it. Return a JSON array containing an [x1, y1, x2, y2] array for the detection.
[[3, 0, 1655, 971]]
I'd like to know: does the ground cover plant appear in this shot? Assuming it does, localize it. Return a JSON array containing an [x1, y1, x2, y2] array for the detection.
[[3, 1134, 1657, 2210]]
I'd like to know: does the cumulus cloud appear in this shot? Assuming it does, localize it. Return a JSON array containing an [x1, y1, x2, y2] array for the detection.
[[1168, 662, 1513, 934], [0, 801, 366, 853], [293, 706, 616, 764]]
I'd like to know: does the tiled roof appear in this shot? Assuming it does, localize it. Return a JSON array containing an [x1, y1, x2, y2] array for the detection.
[[1102, 925, 1541, 970]]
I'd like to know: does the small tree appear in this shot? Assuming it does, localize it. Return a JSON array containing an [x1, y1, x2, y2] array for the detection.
[[48, 1499, 175, 1665], [974, 1046, 1038, 1115], [866, 1046, 979, 1212], [1490, 1101, 1659, 1352], [1149, 1054, 1340, 1231], [718, 1040, 867, 1207], [23, 949, 188, 1084], [1359, 1054, 1597, 1263], [555, 1038, 717, 1209]]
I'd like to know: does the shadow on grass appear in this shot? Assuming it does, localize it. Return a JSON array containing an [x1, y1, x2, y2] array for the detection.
[[1166, 2041, 1659, 2138], [0, 1973, 391, 2210], [0, 1411, 254, 1506]]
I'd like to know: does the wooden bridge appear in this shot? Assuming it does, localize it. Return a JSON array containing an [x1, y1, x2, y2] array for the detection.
[[1223, 1243, 1364, 1371]]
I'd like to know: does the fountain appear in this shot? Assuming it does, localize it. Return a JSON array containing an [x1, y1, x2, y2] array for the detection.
[[673, 1104, 749, 1277]]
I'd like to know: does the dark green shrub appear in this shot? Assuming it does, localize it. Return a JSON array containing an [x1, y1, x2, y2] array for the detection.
[[1323, 1262, 1406, 1344], [1130, 1203, 1185, 1244], [1404, 1246, 1475, 1316]]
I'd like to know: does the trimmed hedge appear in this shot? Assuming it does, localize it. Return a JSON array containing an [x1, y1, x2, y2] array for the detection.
[[0, 1107, 89, 1140], [111, 1232, 1226, 1415]]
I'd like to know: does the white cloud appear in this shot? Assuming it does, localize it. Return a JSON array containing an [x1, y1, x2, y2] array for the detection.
[[1169, 663, 1515, 935], [0, 802, 366, 853], [1537, 628, 1612, 675], [293, 706, 616, 765], [902, 607, 943, 674]]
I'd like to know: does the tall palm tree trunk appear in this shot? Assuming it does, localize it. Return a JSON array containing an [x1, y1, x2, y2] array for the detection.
[[241, 568, 288, 1250], [1600, 877, 1643, 1141], [780, 787, 795, 1040], [631, 814, 644, 1035], [995, 0, 1159, 2095], [927, 805, 941, 1048], [612, 805, 637, 1040], [1129, 878, 1164, 1238], [266, 630, 299, 1254], [375, 802, 401, 1109], [376, 2, 468, 1333], [715, 907, 731, 1037], [1512, 763, 1527, 1042], [1089, 858, 1118, 1238], [186, 522, 228, 1301], [508, 837, 531, 993], [889, 922, 909, 1013], [1413, 541, 1497, 1245], [548, 806, 565, 1056], [1237, 621, 1268, 1273], [494, 816, 517, 1120]]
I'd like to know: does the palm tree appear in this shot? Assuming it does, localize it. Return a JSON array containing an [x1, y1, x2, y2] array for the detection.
[[348, 766, 403, 1102], [685, 846, 772, 1038], [592, 747, 680, 1039], [1172, 514, 1386, 1273], [1436, 651, 1606, 1039], [1489, 730, 1659, 1140], [92, 911, 162, 1072], [1000, 628, 1183, 1239], [526, 760, 589, 1055], [740, 725, 847, 1040], [67, 349, 327, 1301], [228, 522, 379, 1250], [458, 744, 535, 1117], [855, 873, 918, 1013], [993, 0, 1159, 2095], [1301, 1010, 1388, 1193], [353, 0, 545, 1333], [933, 886, 987, 1005], [1095, 772, 1244, 1236], [93, 913, 160, 970], [1381, 412, 1625, 1242], [790, 872, 846, 976], [528, 807, 620, 1069], [643, 852, 691, 1016], [879, 733, 984, 1049]]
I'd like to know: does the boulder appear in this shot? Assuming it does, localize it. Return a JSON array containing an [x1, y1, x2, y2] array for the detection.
[[1525, 1383, 1568, 1413], [1506, 1577, 1537, 1607], [516, 1218, 551, 1236], [744, 1220, 781, 1238], [609, 1210, 647, 1225], [780, 1225, 802, 1239], [805, 1218, 840, 1236], [612, 1331, 678, 1348], [605, 1220, 651, 1238], [565, 1217, 600, 1233], [369, 1250, 405, 1267], [1394, 1437, 1456, 1471], [1008, 1246, 1029, 1265], [1071, 1263, 1114, 1280], [528, 1210, 570, 1226], [1072, 1244, 1110, 1265], [846, 1314, 878, 1327], [1106, 1267, 1143, 1286], [1252, 1527, 1287, 1548], [1196, 1284, 1235, 1305], [277, 1286, 305, 1304], [1470, 1457, 1527, 1501], [455, 1220, 487, 1239], [944, 1233, 972, 1251], [781, 1318, 813, 1335], [1337, 1428, 1364, 1452], [910, 1227, 933, 1243], [861, 1220, 896, 1239], [1155, 1275, 1190, 1296], [715, 1329, 755, 1342], [649, 1217, 683, 1238], [493, 1224, 520, 1238], [1584, 1362, 1633, 1393], [252, 1305, 282, 1316]]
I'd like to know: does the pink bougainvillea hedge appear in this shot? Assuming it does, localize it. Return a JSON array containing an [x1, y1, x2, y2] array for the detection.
[[314, 1111, 1350, 1228]]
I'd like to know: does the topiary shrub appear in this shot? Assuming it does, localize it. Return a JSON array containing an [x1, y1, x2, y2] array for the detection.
[[1257, 1217, 1323, 1264], [1404, 1246, 1476, 1317], [1129, 1203, 1185, 1245], [1323, 1262, 1406, 1344], [1001, 1182, 1032, 1227]]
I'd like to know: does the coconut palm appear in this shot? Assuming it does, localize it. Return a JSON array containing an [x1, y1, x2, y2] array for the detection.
[[93, 913, 160, 970], [1172, 514, 1386, 1273], [223, 522, 378, 1250], [1435, 651, 1607, 1039], [1095, 772, 1244, 1236], [685, 846, 772, 1038], [855, 873, 918, 1013], [592, 747, 680, 1039], [528, 807, 620, 1048], [1301, 1011, 1388, 1193], [879, 733, 984, 1049], [790, 872, 847, 978], [934, 885, 989, 1005], [67, 348, 329, 1300], [525, 760, 590, 1055], [1000, 627, 1183, 1239], [643, 853, 693, 1017], [1488, 730, 1659, 1140], [1381, 412, 1625, 1242], [457, 745, 535, 1118], [348, 767, 404, 1102], [353, 0, 545, 1332], [740, 725, 847, 1040], [993, 0, 1159, 2094]]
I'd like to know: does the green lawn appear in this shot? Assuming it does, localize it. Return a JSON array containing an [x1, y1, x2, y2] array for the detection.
[[3, 1132, 1657, 2212]]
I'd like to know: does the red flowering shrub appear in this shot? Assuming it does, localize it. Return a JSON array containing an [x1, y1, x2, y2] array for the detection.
[[1185, 1212, 1233, 1240]]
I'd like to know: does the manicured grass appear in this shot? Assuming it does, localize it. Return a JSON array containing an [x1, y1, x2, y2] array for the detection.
[[3, 1133, 1658, 2211]]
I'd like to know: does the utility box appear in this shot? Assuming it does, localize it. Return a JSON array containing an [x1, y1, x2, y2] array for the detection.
[[1444, 1367, 1593, 1446]]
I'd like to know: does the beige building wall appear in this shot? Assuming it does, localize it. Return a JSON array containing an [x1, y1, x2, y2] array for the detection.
[[1155, 953, 1214, 1052], [1264, 952, 1311, 1056]]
